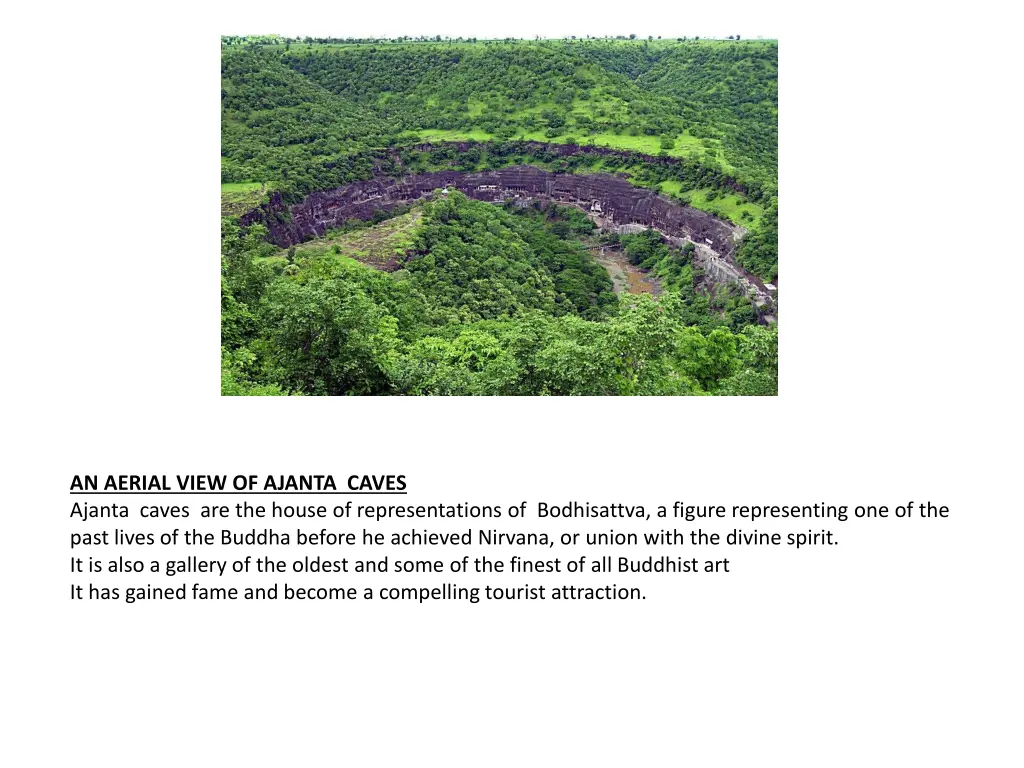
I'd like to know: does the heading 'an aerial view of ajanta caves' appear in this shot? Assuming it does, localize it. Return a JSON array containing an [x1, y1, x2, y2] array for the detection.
[[221, 34, 778, 396]]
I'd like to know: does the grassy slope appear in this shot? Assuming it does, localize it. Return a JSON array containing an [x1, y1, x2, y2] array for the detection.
[[259, 209, 424, 271], [418, 126, 728, 166], [274, 41, 762, 171], [221, 182, 271, 216], [224, 40, 771, 181], [657, 181, 764, 228]]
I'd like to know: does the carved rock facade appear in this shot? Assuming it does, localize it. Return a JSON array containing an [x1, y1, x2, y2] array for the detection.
[[241, 167, 772, 308]]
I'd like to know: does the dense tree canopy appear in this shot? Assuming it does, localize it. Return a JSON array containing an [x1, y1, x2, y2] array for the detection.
[[222, 193, 776, 396]]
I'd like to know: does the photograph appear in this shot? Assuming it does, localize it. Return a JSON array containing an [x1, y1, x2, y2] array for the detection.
[[221, 33, 779, 395]]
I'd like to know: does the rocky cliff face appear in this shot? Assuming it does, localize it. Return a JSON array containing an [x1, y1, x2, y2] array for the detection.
[[245, 167, 736, 250], [240, 167, 771, 305]]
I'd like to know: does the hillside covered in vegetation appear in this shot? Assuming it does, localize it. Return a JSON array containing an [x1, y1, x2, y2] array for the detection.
[[221, 36, 779, 396]]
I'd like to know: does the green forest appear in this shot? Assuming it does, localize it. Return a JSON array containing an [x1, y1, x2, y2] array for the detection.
[[221, 36, 779, 396]]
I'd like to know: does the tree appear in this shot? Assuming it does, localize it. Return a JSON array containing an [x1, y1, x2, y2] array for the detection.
[[675, 327, 741, 391], [259, 278, 399, 395], [717, 369, 775, 395]]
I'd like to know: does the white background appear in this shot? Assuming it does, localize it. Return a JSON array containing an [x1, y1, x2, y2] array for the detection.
[[3, 1, 1022, 765]]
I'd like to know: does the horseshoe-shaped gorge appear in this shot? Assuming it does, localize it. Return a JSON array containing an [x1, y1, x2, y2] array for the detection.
[[241, 161, 776, 317]]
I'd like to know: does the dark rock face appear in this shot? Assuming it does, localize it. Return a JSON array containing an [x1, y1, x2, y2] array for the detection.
[[245, 166, 737, 252], [239, 166, 772, 306]]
